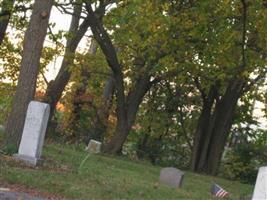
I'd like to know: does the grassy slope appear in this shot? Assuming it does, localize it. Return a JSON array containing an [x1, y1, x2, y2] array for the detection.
[[0, 142, 253, 200]]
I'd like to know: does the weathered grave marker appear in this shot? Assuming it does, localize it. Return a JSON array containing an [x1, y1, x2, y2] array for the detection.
[[159, 167, 184, 188], [252, 166, 267, 200], [13, 101, 50, 166], [86, 139, 102, 154]]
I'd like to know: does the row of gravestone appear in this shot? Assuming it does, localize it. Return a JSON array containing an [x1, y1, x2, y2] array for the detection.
[[13, 101, 267, 199], [159, 167, 267, 200]]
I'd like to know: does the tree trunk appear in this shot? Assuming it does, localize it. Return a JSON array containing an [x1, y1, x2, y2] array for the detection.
[[43, 3, 89, 118], [136, 132, 150, 159], [0, 0, 15, 45], [4, 0, 53, 149], [102, 75, 152, 154], [89, 75, 115, 142], [101, 119, 129, 153], [190, 85, 217, 171], [191, 80, 245, 175]]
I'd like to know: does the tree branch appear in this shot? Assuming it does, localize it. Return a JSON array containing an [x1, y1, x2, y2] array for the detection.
[[150, 68, 183, 86], [54, 2, 86, 19], [241, 0, 247, 69], [84, 2, 121, 74], [193, 77, 207, 101], [40, 71, 49, 86]]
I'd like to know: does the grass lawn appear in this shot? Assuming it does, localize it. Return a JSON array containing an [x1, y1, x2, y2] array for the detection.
[[0, 142, 253, 200]]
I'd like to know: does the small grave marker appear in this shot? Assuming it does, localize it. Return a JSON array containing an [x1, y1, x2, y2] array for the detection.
[[159, 167, 184, 188], [86, 139, 102, 154]]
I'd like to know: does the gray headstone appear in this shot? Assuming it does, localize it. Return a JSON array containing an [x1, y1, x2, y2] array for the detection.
[[13, 101, 50, 166], [159, 167, 184, 188], [86, 139, 102, 154], [252, 166, 267, 200]]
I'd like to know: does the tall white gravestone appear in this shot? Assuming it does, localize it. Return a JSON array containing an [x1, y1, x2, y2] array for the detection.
[[252, 166, 267, 200], [13, 101, 50, 166]]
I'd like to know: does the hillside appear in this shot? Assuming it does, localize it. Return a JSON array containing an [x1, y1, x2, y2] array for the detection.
[[0, 142, 253, 200]]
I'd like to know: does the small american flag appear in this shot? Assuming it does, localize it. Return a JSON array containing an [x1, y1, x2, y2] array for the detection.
[[211, 183, 229, 198]]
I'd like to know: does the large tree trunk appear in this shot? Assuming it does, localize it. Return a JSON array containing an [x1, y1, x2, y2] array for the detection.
[[4, 0, 53, 149], [102, 118, 130, 153], [102, 75, 152, 154], [0, 0, 15, 45], [191, 80, 245, 175], [190, 85, 217, 172], [43, 3, 89, 117]]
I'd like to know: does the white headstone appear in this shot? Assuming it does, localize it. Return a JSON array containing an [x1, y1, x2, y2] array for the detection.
[[13, 101, 50, 166], [86, 139, 102, 154], [159, 167, 184, 188], [252, 166, 267, 200]]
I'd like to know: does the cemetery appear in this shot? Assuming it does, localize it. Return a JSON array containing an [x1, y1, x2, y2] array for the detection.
[[0, 0, 267, 199], [0, 101, 261, 199]]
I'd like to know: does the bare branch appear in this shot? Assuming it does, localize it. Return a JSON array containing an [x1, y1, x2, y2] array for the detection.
[[241, 0, 248, 69], [54, 2, 86, 19], [40, 71, 49, 86]]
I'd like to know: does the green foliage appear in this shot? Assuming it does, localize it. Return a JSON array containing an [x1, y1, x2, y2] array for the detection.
[[2, 142, 17, 155], [221, 130, 267, 184], [123, 80, 199, 168], [8, 0, 33, 30], [0, 37, 22, 84], [0, 83, 15, 124], [57, 44, 111, 142]]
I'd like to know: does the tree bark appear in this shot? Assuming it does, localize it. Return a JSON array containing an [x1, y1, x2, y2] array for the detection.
[[0, 0, 15, 45], [190, 80, 245, 175], [4, 0, 53, 148], [102, 75, 152, 154], [190, 84, 217, 171]]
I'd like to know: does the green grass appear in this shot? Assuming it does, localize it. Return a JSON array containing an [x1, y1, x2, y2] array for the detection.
[[0, 142, 253, 200]]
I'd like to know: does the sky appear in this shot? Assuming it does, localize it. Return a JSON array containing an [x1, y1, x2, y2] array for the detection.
[[44, 7, 91, 81]]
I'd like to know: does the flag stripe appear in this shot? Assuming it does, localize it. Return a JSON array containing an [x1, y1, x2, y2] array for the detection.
[[211, 183, 228, 198]]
